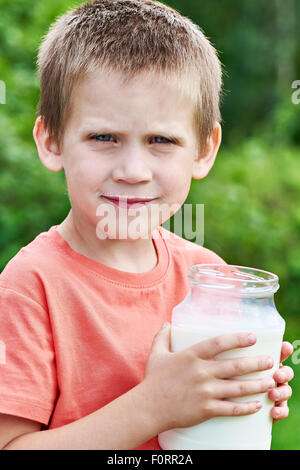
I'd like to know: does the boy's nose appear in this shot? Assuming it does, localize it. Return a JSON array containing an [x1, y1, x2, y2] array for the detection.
[[112, 152, 153, 184]]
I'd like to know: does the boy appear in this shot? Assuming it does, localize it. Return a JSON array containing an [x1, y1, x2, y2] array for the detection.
[[0, 0, 293, 450]]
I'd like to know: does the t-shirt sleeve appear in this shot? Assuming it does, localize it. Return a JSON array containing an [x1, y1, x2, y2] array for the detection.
[[0, 286, 58, 424]]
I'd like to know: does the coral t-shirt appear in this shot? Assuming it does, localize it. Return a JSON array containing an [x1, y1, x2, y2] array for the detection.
[[0, 225, 225, 449]]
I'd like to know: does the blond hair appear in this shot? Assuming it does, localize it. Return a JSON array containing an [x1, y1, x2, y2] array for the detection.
[[36, 0, 222, 155]]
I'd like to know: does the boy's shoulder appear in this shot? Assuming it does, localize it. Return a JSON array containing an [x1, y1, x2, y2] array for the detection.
[[159, 225, 226, 266], [0, 226, 58, 302]]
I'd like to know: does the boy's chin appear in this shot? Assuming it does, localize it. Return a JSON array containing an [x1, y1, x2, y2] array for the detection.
[[95, 204, 162, 241]]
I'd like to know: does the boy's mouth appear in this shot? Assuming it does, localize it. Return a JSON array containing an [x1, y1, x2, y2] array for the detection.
[[101, 195, 157, 209]]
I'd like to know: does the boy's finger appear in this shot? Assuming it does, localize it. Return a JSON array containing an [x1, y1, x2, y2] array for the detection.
[[213, 377, 275, 399], [280, 341, 293, 363], [150, 322, 171, 355], [273, 365, 294, 384], [190, 332, 257, 359], [214, 355, 273, 379], [208, 399, 262, 418], [271, 401, 289, 421], [268, 383, 292, 403]]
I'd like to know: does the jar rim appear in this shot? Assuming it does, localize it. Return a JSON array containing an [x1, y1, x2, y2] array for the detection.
[[188, 264, 279, 296]]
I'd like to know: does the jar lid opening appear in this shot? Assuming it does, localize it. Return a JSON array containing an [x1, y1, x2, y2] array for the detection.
[[188, 265, 279, 296]]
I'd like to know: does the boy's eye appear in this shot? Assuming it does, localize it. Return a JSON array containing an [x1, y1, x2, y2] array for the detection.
[[151, 136, 173, 144], [90, 134, 174, 145], [91, 134, 115, 142]]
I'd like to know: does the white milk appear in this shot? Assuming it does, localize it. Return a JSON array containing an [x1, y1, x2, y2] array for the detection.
[[158, 265, 285, 450], [158, 323, 284, 450]]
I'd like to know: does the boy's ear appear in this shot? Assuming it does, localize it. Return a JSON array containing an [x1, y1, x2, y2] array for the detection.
[[33, 116, 64, 172], [192, 122, 222, 180]]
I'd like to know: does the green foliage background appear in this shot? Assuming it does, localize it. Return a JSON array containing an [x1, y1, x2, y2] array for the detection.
[[0, 0, 299, 449]]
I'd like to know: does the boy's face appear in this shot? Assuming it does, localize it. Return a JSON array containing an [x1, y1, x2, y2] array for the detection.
[[35, 68, 221, 240]]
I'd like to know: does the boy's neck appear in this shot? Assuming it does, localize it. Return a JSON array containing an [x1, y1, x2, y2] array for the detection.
[[56, 211, 158, 274]]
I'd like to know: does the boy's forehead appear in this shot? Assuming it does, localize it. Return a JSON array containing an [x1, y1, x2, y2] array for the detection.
[[75, 67, 195, 102], [69, 67, 196, 124]]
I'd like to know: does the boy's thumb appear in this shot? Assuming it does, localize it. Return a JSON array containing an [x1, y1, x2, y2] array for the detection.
[[150, 322, 171, 355]]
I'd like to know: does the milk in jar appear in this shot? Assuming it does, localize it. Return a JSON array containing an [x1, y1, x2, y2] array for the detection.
[[158, 264, 285, 450]]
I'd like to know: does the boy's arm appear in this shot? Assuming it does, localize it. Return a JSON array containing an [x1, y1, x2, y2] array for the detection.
[[0, 414, 42, 450], [2, 382, 158, 450]]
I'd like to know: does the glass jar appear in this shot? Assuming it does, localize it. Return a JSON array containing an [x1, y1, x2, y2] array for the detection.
[[158, 264, 285, 450]]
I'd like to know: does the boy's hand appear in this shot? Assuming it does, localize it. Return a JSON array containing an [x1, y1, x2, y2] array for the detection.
[[143, 324, 276, 433], [269, 341, 294, 423]]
